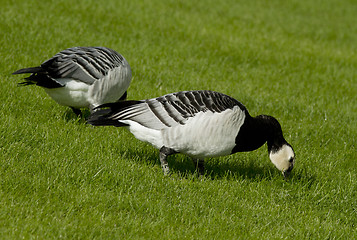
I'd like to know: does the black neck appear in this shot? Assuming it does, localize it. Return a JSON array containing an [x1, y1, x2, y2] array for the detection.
[[232, 114, 286, 153]]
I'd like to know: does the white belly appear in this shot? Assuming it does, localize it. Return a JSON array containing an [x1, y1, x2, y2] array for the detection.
[[44, 65, 131, 109], [121, 120, 163, 149], [44, 79, 90, 108]]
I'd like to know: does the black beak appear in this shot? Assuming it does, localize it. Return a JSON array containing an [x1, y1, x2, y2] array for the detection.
[[282, 165, 294, 180]]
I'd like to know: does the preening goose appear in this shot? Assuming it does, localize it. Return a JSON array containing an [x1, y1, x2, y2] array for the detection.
[[88, 90, 295, 178], [13, 47, 132, 115]]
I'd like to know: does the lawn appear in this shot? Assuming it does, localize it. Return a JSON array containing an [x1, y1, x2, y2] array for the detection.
[[1, 0, 356, 239]]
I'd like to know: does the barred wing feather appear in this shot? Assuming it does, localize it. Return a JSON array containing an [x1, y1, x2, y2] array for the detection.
[[104, 90, 246, 130], [41, 47, 125, 85]]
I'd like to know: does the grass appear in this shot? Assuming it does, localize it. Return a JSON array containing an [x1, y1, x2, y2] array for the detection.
[[1, 0, 356, 238]]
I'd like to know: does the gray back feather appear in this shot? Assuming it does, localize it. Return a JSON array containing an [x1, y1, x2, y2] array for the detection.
[[108, 90, 246, 130], [41, 47, 126, 84]]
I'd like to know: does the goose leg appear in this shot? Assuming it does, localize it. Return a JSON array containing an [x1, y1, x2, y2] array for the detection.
[[159, 146, 176, 175], [70, 107, 82, 116], [192, 158, 205, 175]]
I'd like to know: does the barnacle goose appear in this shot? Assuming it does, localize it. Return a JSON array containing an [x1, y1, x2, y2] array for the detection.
[[13, 47, 132, 115], [88, 90, 295, 178]]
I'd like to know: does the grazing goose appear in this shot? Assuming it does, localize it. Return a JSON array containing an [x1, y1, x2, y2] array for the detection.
[[13, 47, 132, 115], [88, 90, 295, 178]]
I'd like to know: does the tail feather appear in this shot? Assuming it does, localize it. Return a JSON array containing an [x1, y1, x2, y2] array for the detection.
[[88, 109, 128, 127], [88, 100, 143, 127], [94, 100, 143, 111], [13, 67, 64, 88], [12, 67, 44, 75]]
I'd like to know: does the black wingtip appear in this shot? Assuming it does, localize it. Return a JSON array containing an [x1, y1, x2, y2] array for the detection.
[[88, 108, 113, 125], [88, 100, 143, 127], [12, 67, 43, 75], [87, 108, 128, 127], [87, 105, 121, 127], [94, 100, 143, 111]]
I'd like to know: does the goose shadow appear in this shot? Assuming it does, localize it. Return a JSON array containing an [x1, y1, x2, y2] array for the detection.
[[119, 147, 308, 181]]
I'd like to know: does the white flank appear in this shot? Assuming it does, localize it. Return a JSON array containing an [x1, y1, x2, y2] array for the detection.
[[44, 62, 131, 109], [88, 61, 132, 107], [121, 120, 163, 148], [162, 106, 246, 158], [117, 106, 245, 158], [44, 79, 90, 108]]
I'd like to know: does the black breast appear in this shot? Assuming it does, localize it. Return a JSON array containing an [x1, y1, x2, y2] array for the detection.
[[232, 114, 270, 153]]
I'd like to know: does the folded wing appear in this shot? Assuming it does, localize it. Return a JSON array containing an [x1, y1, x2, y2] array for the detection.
[[41, 47, 125, 85], [89, 90, 246, 130]]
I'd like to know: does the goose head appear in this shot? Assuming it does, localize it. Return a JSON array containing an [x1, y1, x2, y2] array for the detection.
[[257, 115, 295, 179], [269, 143, 295, 179]]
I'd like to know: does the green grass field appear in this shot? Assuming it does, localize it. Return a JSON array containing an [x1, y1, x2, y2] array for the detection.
[[1, 0, 356, 239]]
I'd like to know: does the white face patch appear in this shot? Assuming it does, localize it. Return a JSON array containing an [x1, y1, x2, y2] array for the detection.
[[269, 144, 295, 172]]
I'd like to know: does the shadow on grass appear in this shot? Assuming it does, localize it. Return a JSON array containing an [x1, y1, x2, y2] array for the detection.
[[118, 147, 314, 181], [289, 167, 317, 186], [206, 159, 277, 181]]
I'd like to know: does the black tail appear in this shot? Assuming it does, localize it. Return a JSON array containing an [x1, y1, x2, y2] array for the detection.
[[87, 108, 127, 127], [12, 67, 43, 75], [12, 67, 64, 88], [88, 100, 143, 127]]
